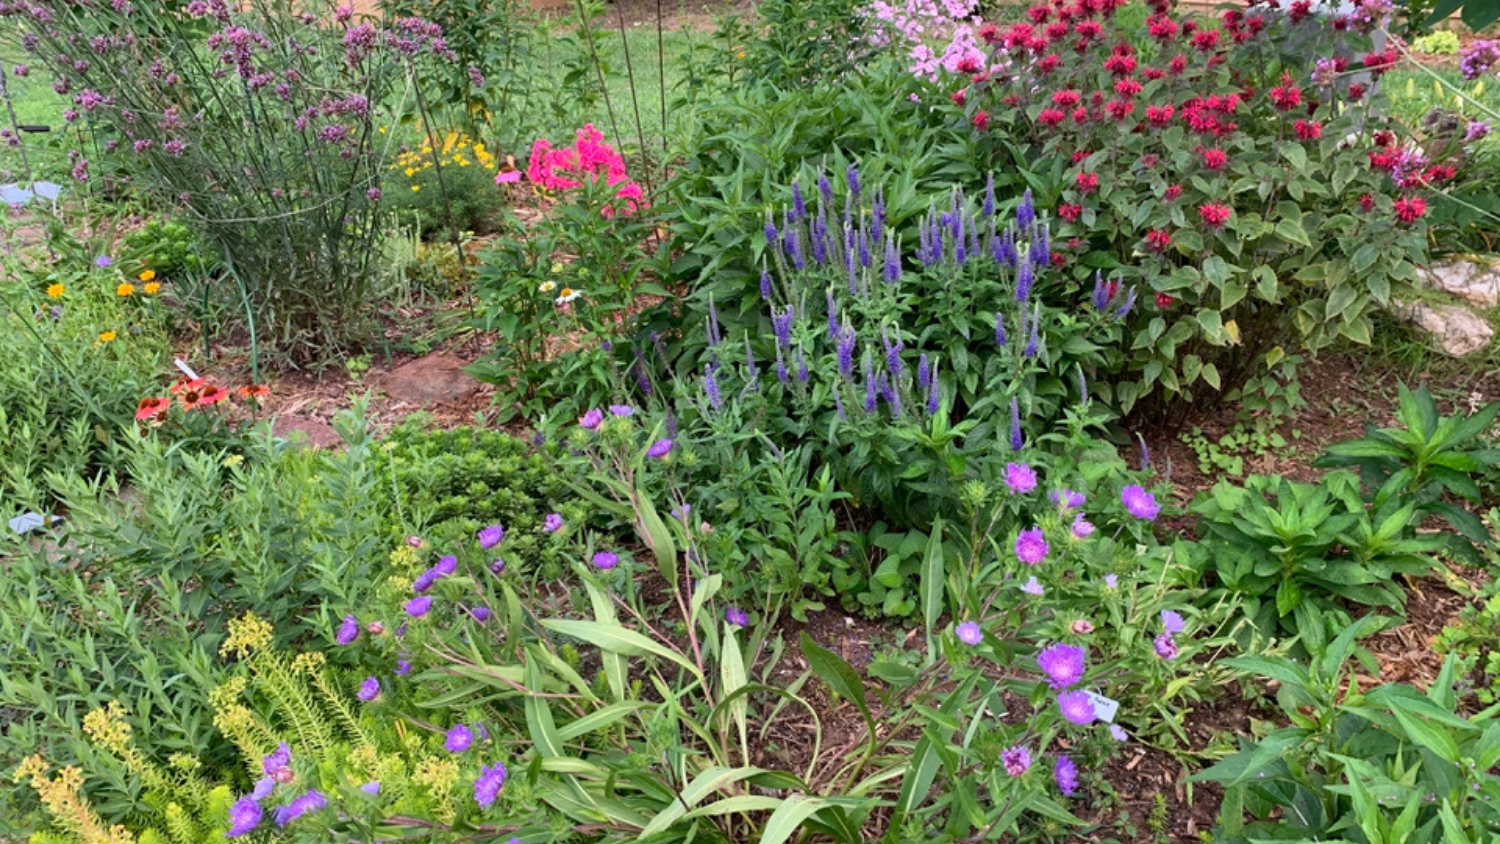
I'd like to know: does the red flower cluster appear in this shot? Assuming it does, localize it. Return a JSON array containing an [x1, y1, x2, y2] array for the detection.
[[1145, 229, 1173, 251], [1392, 196, 1426, 225], [137, 379, 269, 422], [1199, 203, 1232, 229]]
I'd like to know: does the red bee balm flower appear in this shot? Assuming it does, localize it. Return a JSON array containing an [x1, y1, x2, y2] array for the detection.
[[951, 89, 967, 105], [1059, 203, 1083, 222], [1155, 292, 1175, 309], [1270, 74, 1302, 111], [1145, 229, 1172, 251], [1200, 147, 1228, 170], [1359, 193, 1375, 212], [136, 396, 170, 421], [1198, 203, 1232, 229], [1076, 172, 1100, 193], [1294, 120, 1322, 141], [1165, 184, 1183, 201], [1392, 196, 1426, 224], [1038, 108, 1066, 127]]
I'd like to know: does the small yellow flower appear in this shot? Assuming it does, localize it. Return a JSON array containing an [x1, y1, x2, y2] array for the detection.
[[538, 281, 557, 293], [143, 282, 161, 295], [737, 50, 746, 59], [46, 283, 64, 298], [116, 283, 135, 297], [98, 331, 117, 343], [222, 454, 244, 468], [405, 167, 416, 177], [137, 269, 155, 282], [411, 185, 421, 192]]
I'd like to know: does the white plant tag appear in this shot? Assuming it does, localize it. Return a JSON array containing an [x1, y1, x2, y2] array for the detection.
[[1085, 690, 1120, 723]]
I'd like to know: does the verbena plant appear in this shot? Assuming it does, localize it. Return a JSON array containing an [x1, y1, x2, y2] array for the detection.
[[0, 0, 450, 365]]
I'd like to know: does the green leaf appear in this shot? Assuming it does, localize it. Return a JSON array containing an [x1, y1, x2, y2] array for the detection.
[[542, 619, 699, 676], [721, 624, 750, 763], [1275, 218, 1311, 247], [1282, 144, 1308, 170], [636, 766, 770, 837], [1276, 579, 1302, 616], [1390, 705, 1462, 763], [800, 631, 875, 734], [760, 795, 832, 844], [921, 518, 945, 665]]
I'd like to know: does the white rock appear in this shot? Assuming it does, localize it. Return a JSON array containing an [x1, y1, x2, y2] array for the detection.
[[1390, 299, 1494, 357], [1421, 257, 1500, 308]]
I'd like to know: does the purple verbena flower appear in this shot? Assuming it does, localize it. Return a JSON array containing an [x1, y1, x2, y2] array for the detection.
[[336, 614, 359, 645], [1121, 485, 1160, 520], [955, 621, 983, 645], [1005, 463, 1037, 494], [1057, 690, 1097, 726], [357, 676, 380, 702], [1054, 754, 1080, 795], [445, 724, 474, 753], [1015, 527, 1049, 565], [478, 524, 504, 549], [1036, 643, 1086, 689], [474, 762, 508, 808]]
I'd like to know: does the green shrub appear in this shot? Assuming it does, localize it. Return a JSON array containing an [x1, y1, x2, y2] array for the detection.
[[383, 132, 509, 241], [1414, 30, 1462, 55]]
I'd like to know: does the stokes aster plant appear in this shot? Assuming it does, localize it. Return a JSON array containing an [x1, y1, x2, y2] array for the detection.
[[957, 0, 1430, 422]]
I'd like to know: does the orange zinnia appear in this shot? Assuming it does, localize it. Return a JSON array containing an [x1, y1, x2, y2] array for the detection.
[[135, 396, 170, 421]]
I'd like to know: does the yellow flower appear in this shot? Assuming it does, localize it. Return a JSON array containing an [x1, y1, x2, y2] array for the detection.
[[405, 167, 416, 177], [98, 331, 117, 343], [116, 283, 135, 297], [46, 283, 64, 298], [143, 282, 161, 295], [538, 281, 557, 293], [411, 185, 421, 192], [137, 269, 155, 282], [737, 50, 746, 59]]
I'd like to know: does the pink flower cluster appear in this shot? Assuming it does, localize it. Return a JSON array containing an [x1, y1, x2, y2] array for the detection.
[[524, 125, 646, 218]]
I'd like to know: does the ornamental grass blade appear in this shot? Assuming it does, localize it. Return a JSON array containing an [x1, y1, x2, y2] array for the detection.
[[543, 619, 698, 678], [800, 631, 874, 736]]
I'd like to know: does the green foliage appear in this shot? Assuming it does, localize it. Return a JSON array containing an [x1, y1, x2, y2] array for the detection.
[[369, 417, 574, 576], [383, 133, 509, 241], [739, 0, 879, 88], [1178, 419, 1293, 479], [1195, 628, 1500, 843], [122, 220, 217, 279], [1413, 31, 1462, 55]]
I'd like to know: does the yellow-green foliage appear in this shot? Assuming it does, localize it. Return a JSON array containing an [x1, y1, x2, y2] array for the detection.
[[1414, 30, 1461, 55]]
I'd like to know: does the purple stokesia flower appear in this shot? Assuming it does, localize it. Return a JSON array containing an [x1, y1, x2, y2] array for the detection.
[[1057, 690, 1097, 726], [1070, 513, 1095, 539], [95, 256, 113, 268], [1005, 462, 1037, 494], [474, 762, 508, 809], [1054, 754, 1080, 796], [1036, 643, 1086, 689], [609, 404, 634, 417], [1051, 489, 1085, 510], [405, 596, 433, 617], [445, 724, 474, 753], [1161, 610, 1186, 635], [1020, 576, 1045, 596], [413, 568, 439, 592], [250, 777, 275, 800], [336, 614, 359, 645], [646, 439, 674, 459], [579, 408, 604, 430], [395, 659, 412, 676], [543, 513, 564, 533], [470, 606, 493, 623], [226, 796, 262, 837], [726, 606, 750, 627], [593, 551, 619, 570], [263, 743, 292, 779], [434, 555, 458, 577], [357, 677, 380, 702], [1015, 527, 1049, 565], [478, 524, 504, 549], [1154, 633, 1180, 660], [360, 781, 381, 795], [955, 621, 984, 645], [1110, 724, 1129, 742], [1002, 744, 1031, 776], [1122, 485, 1161, 521], [274, 790, 328, 827]]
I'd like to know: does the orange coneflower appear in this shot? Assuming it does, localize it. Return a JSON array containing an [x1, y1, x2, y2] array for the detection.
[[179, 388, 203, 411], [236, 384, 270, 400], [135, 396, 170, 421], [170, 377, 206, 395], [198, 384, 229, 406]]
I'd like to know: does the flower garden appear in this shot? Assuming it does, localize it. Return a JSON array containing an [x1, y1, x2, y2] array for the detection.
[[6, 0, 1500, 840]]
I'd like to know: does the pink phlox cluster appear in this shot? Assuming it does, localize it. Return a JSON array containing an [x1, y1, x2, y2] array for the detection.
[[526, 125, 647, 217]]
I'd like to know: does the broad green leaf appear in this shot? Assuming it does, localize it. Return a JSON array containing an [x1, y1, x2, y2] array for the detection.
[[801, 631, 874, 734], [542, 619, 699, 677], [922, 518, 945, 665]]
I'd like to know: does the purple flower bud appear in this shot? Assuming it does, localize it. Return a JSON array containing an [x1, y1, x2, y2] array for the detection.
[[760, 270, 773, 300], [1009, 398, 1024, 451], [796, 349, 809, 382], [725, 606, 749, 627], [336, 614, 359, 645], [357, 676, 380, 701], [792, 181, 806, 221], [1002, 744, 1030, 776], [489, 558, 506, 574], [846, 162, 861, 198], [995, 313, 1008, 348], [917, 354, 931, 391], [1020, 576, 1045, 595], [395, 659, 412, 675], [646, 439, 673, 459], [764, 217, 779, 245], [543, 513, 564, 533], [609, 404, 634, 417], [470, 606, 492, 622], [1154, 633, 1179, 660]]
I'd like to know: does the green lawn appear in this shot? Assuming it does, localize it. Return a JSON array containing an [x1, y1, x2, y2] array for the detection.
[[0, 58, 72, 183], [1383, 66, 1500, 127]]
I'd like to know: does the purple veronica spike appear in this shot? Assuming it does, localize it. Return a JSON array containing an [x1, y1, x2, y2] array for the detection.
[[1122, 485, 1160, 520], [846, 162, 861, 198], [792, 181, 806, 221], [772, 305, 794, 348], [1161, 610, 1186, 634], [955, 621, 983, 645], [818, 170, 833, 206], [274, 790, 328, 827], [760, 270, 773, 300], [811, 212, 828, 266], [764, 217, 778, 245], [474, 762, 508, 809], [883, 329, 904, 378], [478, 525, 504, 549], [1057, 691, 1097, 726], [1024, 306, 1040, 358], [1002, 745, 1031, 776], [859, 223, 871, 268], [1091, 272, 1109, 311], [983, 173, 996, 218], [593, 551, 619, 570], [846, 246, 857, 295], [226, 796, 262, 837], [1032, 223, 1050, 268], [1009, 398, 1024, 451], [357, 676, 380, 702], [1054, 754, 1080, 795], [786, 228, 803, 270], [704, 364, 722, 409], [1005, 463, 1037, 494], [1115, 286, 1137, 319], [336, 614, 359, 645], [796, 349, 809, 382], [708, 297, 722, 348], [1037, 643, 1086, 688], [1016, 188, 1035, 229], [954, 211, 967, 264], [995, 313, 1008, 348], [872, 187, 886, 233], [834, 388, 847, 420], [882, 371, 902, 417], [926, 368, 939, 415], [826, 291, 839, 340], [1016, 255, 1034, 302], [837, 326, 857, 379], [917, 354, 931, 391], [863, 358, 878, 413], [445, 724, 474, 753], [1139, 436, 1151, 471], [1015, 527, 1049, 564], [884, 237, 901, 283], [726, 606, 749, 627], [776, 350, 789, 383]]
